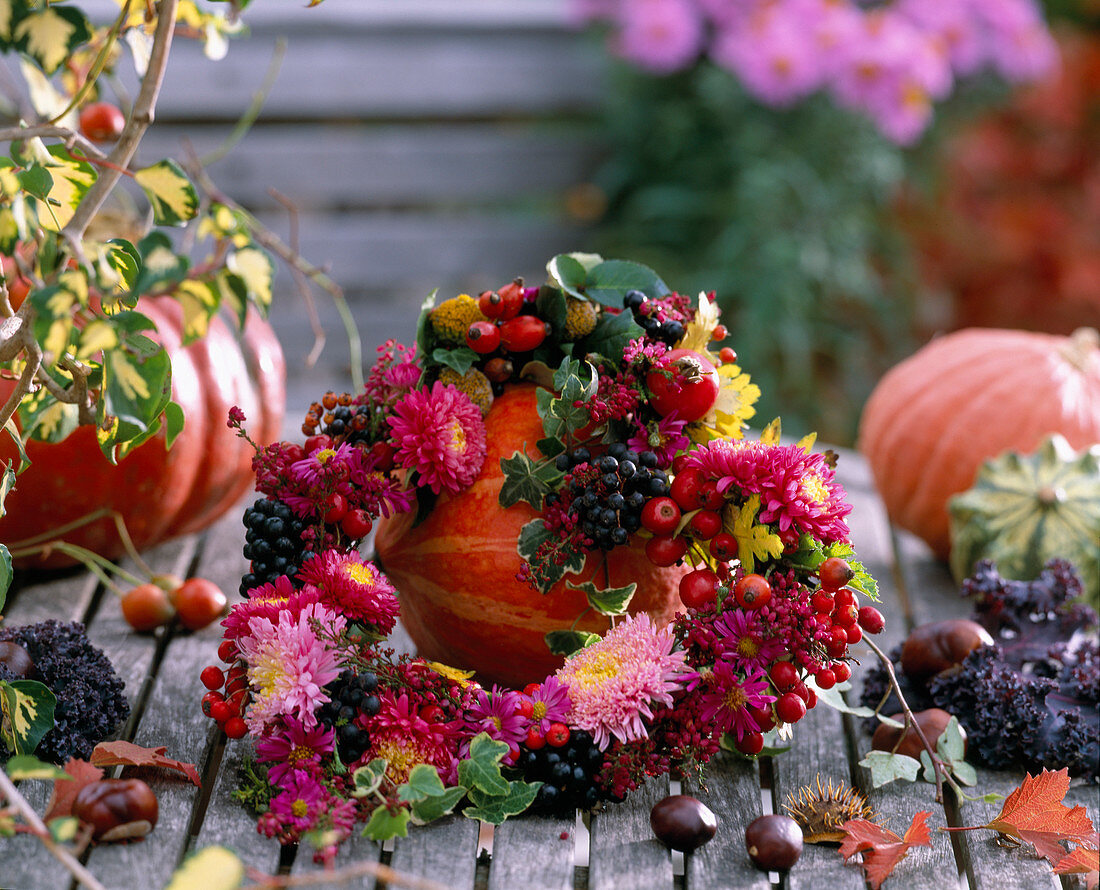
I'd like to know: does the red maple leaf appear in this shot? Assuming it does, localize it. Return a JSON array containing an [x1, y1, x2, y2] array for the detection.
[[90, 740, 201, 787], [44, 759, 105, 822], [982, 769, 1094, 865], [1053, 836, 1099, 890], [839, 811, 932, 890]]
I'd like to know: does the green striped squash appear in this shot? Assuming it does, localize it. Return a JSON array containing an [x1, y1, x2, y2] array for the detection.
[[949, 435, 1100, 606]]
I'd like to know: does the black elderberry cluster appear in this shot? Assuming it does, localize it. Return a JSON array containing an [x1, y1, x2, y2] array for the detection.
[[315, 669, 381, 765], [553, 443, 667, 550], [0, 620, 129, 763], [241, 497, 311, 595], [516, 729, 605, 815], [623, 289, 683, 346]]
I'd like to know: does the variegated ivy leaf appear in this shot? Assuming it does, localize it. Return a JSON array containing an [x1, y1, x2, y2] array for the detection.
[[16, 383, 79, 443], [134, 159, 198, 226], [516, 518, 585, 593], [35, 146, 96, 232], [498, 447, 561, 510], [567, 580, 636, 616], [226, 246, 274, 316], [464, 780, 541, 825], [97, 239, 141, 301], [0, 679, 56, 756], [545, 629, 600, 657], [135, 232, 190, 297], [19, 58, 76, 127], [98, 313, 173, 460], [361, 805, 410, 841], [215, 268, 248, 329], [351, 758, 387, 798], [0, 540, 11, 612], [456, 733, 510, 797], [28, 283, 76, 367], [2, 419, 28, 473], [859, 750, 922, 788], [13, 4, 92, 74], [174, 278, 220, 343], [5, 754, 69, 781]]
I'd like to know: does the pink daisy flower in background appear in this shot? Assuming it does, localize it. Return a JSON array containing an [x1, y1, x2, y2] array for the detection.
[[613, 0, 704, 74], [256, 716, 335, 786], [362, 339, 421, 407], [527, 676, 572, 733], [239, 602, 346, 732], [221, 580, 320, 644], [696, 661, 774, 740], [556, 612, 693, 749], [288, 442, 358, 488], [297, 550, 400, 633], [267, 771, 328, 833], [365, 691, 461, 785], [467, 686, 528, 748], [714, 608, 786, 672], [387, 381, 487, 495]]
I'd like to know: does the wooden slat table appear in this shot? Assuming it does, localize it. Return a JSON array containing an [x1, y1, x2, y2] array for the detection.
[[3, 450, 1097, 890]]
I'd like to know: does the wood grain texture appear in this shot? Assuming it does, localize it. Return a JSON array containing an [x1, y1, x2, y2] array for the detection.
[[387, 812, 481, 889], [288, 829, 383, 890], [587, 775, 673, 890], [682, 755, 771, 890], [487, 813, 576, 890]]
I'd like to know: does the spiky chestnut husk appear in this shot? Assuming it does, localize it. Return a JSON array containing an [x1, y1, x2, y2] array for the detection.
[[437, 367, 494, 416], [429, 294, 486, 344], [784, 775, 873, 843]]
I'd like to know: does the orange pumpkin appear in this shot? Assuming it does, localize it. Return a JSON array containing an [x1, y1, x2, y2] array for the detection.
[[858, 327, 1100, 560], [374, 384, 690, 687], [0, 297, 285, 567]]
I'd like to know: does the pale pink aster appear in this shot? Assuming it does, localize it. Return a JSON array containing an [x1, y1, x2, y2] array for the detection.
[[296, 550, 400, 633], [221, 579, 320, 644], [894, 0, 987, 77], [556, 613, 693, 750], [239, 602, 346, 732], [387, 382, 487, 495], [982, 0, 1058, 82], [613, 0, 704, 74], [255, 716, 335, 786], [467, 686, 527, 747], [696, 661, 774, 740], [527, 676, 572, 733], [365, 691, 461, 786], [268, 772, 327, 833], [714, 609, 786, 672]]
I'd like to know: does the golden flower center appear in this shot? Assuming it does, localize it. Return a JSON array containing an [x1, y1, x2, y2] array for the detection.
[[448, 419, 467, 454], [291, 798, 309, 818], [316, 448, 337, 464], [288, 744, 313, 765], [344, 562, 377, 585], [375, 738, 432, 785], [723, 686, 749, 711], [737, 637, 761, 659], [532, 701, 547, 720], [800, 473, 830, 506]]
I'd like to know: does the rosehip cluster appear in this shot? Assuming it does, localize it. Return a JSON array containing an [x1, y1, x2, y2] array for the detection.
[[199, 639, 251, 740], [465, 279, 550, 362]]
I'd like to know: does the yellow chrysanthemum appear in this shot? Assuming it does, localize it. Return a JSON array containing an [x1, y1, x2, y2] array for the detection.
[[437, 366, 494, 415]]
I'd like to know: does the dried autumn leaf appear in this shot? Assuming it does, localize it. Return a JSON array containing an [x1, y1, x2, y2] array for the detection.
[[1053, 838, 1099, 890], [983, 769, 1094, 865], [90, 740, 201, 787], [839, 811, 932, 890], [43, 758, 104, 821]]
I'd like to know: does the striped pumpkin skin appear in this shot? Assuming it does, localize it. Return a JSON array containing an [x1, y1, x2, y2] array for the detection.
[[858, 327, 1100, 560], [949, 436, 1100, 606]]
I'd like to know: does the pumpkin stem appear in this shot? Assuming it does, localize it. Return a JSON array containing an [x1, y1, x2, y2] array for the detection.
[[1036, 485, 1065, 507], [1059, 328, 1099, 373]]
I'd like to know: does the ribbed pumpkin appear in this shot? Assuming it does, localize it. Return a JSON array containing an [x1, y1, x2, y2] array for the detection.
[[0, 297, 285, 568], [373, 383, 690, 687], [949, 435, 1100, 605], [858, 327, 1100, 560]]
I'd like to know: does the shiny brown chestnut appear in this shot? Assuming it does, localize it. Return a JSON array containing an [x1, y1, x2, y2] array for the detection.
[[650, 794, 718, 852], [72, 778, 159, 842], [871, 708, 967, 760], [0, 641, 35, 678], [745, 814, 803, 871], [900, 619, 993, 685]]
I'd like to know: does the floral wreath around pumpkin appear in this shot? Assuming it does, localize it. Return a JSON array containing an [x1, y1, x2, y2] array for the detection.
[[204, 254, 885, 862]]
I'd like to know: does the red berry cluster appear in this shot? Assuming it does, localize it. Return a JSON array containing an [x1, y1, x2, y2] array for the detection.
[[465, 280, 550, 361], [199, 639, 251, 740]]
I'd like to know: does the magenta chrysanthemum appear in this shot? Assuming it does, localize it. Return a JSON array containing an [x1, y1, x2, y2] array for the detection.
[[268, 772, 327, 833], [556, 613, 693, 750], [365, 691, 460, 785], [256, 716, 335, 787], [387, 381, 487, 495], [756, 448, 852, 544], [288, 442, 358, 488], [714, 609, 785, 673], [527, 676, 572, 733], [221, 579, 320, 644], [467, 686, 527, 748], [696, 661, 774, 741], [296, 550, 400, 633]]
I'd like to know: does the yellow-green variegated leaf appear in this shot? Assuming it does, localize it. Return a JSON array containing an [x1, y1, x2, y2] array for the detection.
[[36, 146, 96, 232], [163, 846, 244, 890], [0, 679, 56, 756], [75, 317, 120, 362], [134, 159, 198, 226], [28, 284, 76, 366], [18, 385, 79, 443], [13, 4, 92, 75], [949, 435, 1100, 607], [174, 278, 220, 343], [227, 246, 273, 315], [0, 0, 17, 44]]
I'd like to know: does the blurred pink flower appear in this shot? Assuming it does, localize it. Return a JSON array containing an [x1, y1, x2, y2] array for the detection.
[[613, 0, 704, 73]]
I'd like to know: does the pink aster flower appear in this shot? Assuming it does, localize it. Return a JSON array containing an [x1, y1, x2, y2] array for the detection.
[[755, 446, 852, 544], [289, 442, 358, 488], [613, 0, 704, 74], [387, 381, 487, 495], [556, 613, 693, 750], [682, 438, 775, 497], [296, 550, 400, 633], [363, 339, 421, 407], [366, 690, 461, 786], [696, 661, 774, 741], [527, 676, 572, 734], [714, 609, 786, 673], [629, 414, 689, 468], [268, 772, 327, 833], [255, 716, 335, 786], [239, 602, 346, 732], [221, 579, 320, 644], [349, 453, 416, 518], [467, 686, 527, 748]]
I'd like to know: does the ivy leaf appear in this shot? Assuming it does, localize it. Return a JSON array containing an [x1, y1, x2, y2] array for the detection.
[[44, 759, 104, 822], [499, 448, 561, 510], [37, 146, 96, 232], [163, 846, 245, 890], [29, 283, 75, 368], [859, 750, 921, 788], [432, 346, 479, 376], [463, 780, 541, 825], [0, 679, 55, 755], [545, 629, 600, 656], [134, 159, 199, 226], [90, 740, 201, 786], [134, 232, 190, 296], [409, 786, 467, 824], [362, 804, 411, 841], [583, 259, 669, 306], [456, 733, 510, 797], [567, 580, 636, 616], [98, 239, 141, 300], [13, 4, 92, 74], [839, 812, 933, 890], [397, 763, 448, 803], [351, 759, 387, 798], [516, 519, 585, 593], [174, 278, 221, 344]]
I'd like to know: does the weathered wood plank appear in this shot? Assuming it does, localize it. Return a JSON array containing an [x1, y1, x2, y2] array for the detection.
[[486, 813, 576, 890], [288, 829, 383, 890], [1061, 783, 1100, 890], [683, 756, 771, 890], [587, 775, 673, 890], [387, 812, 481, 889]]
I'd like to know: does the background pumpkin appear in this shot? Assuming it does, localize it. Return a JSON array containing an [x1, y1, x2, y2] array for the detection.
[[858, 327, 1100, 560], [374, 383, 690, 688], [0, 296, 285, 568]]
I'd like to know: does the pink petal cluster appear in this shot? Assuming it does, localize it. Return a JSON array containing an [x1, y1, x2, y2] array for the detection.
[[297, 550, 400, 634]]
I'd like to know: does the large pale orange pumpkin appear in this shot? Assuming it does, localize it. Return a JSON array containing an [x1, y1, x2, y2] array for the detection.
[[858, 327, 1100, 560], [0, 297, 285, 568], [374, 384, 690, 687]]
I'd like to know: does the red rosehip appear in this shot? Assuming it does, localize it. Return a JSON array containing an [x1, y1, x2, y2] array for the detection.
[[735, 731, 764, 756], [209, 701, 231, 724], [832, 603, 859, 627], [748, 704, 776, 733], [679, 568, 719, 610], [826, 627, 850, 659], [466, 320, 501, 353], [200, 691, 223, 717], [499, 315, 549, 352], [845, 624, 863, 645], [79, 101, 126, 142], [833, 588, 857, 611], [641, 496, 681, 535], [734, 573, 772, 610], [525, 727, 546, 750], [322, 493, 348, 524], [718, 346, 737, 364], [645, 534, 688, 567], [814, 668, 836, 690], [200, 665, 224, 691], [688, 509, 722, 540], [224, 717, 248, 739], [341, 509, 374, 540], [670, 468, 708, 512], [832, 662, 852, 683], [810, 590, 835, 614], [858, 606, 886, 634], [709, 532, 738, 560], [775, 692, 807, 725], [769, 661, 799, 692], [217, 640, 238, 663], [819, 557, 855, 591], [805, 688, 818, 710], [546, 722, 570, 747], [514, 697, 535, 719]]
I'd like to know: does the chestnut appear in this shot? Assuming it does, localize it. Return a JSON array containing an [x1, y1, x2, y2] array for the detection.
[[650, 794, 718, 852], [900, 619, 993, 685], [0, 641, 35, 679], [871, 708, 966, 760], [72, 778, 159, 842], [745, 814, 803, 871]]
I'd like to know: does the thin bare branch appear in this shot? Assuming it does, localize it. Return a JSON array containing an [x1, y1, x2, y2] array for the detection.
[[0, 124, 108, 160]]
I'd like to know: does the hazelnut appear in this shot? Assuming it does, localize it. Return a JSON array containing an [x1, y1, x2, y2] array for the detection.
[[745, 814, 803, 871], [0, 641, 35, 679], [649, 794, 718, 852], [871, 708, 966, 760], [900, 619, 993, 685], [72, 778, 158, 842]]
